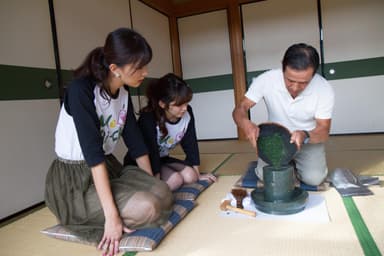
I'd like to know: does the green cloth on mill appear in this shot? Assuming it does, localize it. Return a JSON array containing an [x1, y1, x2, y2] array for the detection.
[[257, 133, 285, 167], [257, 123, 297, 167]]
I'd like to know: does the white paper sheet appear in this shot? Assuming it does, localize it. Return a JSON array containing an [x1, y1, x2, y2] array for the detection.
[[220, 192, 330, 223]]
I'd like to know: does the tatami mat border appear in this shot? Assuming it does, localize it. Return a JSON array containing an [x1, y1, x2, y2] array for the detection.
[[123, 251, 137, 256], [211, 153, 234, 175], [343, 197, 381, 256]]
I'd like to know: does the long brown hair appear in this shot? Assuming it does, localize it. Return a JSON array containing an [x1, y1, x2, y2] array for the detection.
[[143, 73, 193, 137]]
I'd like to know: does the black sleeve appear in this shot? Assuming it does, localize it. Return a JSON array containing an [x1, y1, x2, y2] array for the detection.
[[180, 105, 200, 166], [121, 92, 148, 159], [65, 78, 105, 167], [136, 111, 162, 175]]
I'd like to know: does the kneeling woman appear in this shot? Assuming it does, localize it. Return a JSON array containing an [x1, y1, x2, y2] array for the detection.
[[44, 28, 173, 256], [125, 73, 216, 191]]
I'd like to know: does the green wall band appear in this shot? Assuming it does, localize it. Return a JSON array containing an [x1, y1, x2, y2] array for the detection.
[[0, 65, 60, 100], [1, 56, 383, 100], [192, 56, 384, 93], [0, 66, 75, 101]]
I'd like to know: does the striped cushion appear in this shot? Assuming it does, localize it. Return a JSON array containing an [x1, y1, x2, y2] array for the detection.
[[40, 224, 96, 246], [41, 200, 195, 252], [119, 200, 195, 251], [173, 180, 213, 200]]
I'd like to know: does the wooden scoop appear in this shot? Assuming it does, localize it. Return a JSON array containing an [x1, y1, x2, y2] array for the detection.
[[220, 200, 256, 217]]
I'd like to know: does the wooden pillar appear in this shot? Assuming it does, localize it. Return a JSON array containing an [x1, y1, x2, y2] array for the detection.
[[169, 15, 182, 77], [227, 2, 247, 140]]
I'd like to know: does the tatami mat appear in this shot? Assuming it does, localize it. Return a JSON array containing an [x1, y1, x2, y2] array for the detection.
[[171, 153, 231, 173], [214, 153, 256, 176], [0, 207, 100, 256], [326, 134, 384, 151], [173, 139, 254, 154], [353, 183, 384, 253], [197, 140, 254, 154], [135, 176, 365, 256], [327, 150, 384, 175], [1, 178, 381, 256], [1, 135, 382, 256]]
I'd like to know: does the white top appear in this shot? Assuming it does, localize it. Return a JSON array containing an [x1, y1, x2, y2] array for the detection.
[[157, 111, 191, 158], [245, 69, 335, 132], [55, 86, 128, 161]]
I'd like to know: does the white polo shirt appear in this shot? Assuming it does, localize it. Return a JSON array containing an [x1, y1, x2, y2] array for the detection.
[[245, 69, 335, 132]]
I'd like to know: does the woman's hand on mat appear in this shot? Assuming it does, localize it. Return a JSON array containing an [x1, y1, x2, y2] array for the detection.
[[98, 216, 125, 256], [193, 166, 217, 183], [199, 173, 217, 182]]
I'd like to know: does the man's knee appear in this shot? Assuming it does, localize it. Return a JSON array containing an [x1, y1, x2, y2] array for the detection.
[[295, 144, 327, 186], [299, 167, 328, 186]]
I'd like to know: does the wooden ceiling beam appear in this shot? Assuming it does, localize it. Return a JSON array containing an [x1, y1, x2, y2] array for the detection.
[[173, 0, 263, 17], [173, 0, 228, 17], [139, 0, 263, 17], [139, 0, 173, 16]]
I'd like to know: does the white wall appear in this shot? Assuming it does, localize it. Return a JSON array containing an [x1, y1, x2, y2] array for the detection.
[[322, 0, 384, 62], [178, 10, 237, 139], [0, 100, 59, 219], [53, 0, 132, 70], [189, 90, 238, 139], [0, 0, 55, 68], [242, 0, 319, 72], [322, 0, 384, 133], [331, 76, 384, 134], [131, 0, 173, 78], [0, 0, 59, 219]]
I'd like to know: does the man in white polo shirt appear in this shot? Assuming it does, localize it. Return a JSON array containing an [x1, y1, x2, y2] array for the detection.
[[233, 43, 335, 186]]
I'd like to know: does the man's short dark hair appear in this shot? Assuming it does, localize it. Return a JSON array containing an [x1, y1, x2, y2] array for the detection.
[[282, 43, 320, 74]]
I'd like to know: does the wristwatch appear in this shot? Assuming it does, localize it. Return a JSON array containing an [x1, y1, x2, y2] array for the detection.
[[302, 130, 310, 144]]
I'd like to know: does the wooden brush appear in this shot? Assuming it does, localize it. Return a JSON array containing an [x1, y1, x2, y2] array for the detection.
[[231, 188, 247, 209], [220, 200, 256, 217]]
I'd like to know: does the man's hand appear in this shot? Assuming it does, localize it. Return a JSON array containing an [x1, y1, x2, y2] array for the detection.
[[243, 121, 260, 148], [290, 130, 308, 150], [232, 97, 258, 147]]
